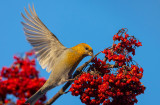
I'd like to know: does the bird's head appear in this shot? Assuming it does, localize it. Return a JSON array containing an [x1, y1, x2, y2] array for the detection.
[[72, 43, 93, 57]]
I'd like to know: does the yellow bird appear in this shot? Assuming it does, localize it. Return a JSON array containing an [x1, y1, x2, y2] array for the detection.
[[21, 5, 93, 105]]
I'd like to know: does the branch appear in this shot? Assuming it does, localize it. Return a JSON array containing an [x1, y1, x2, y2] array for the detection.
[[45, 52, 101, 105]]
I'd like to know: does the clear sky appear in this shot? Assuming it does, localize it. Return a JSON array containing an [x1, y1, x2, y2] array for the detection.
[[0, 0, 160, 105]]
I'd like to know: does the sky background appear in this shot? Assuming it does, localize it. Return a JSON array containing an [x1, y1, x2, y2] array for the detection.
[[0, 0, 160, 105]]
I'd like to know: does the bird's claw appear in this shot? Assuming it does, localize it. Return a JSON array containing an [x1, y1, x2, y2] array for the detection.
[[65, 79, 75, 82]]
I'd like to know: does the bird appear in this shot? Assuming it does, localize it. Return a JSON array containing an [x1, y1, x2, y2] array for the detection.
[[21, 4, 93, 105]]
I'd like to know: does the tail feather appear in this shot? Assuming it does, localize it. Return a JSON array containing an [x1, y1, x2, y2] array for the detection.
[[25, 79, 57, 105], [25, 89, 45, 105]]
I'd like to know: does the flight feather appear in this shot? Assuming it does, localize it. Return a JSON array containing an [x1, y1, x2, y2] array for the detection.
[[21, 5, 67, 72]]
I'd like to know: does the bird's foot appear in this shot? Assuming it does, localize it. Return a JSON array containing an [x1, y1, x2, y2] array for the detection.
[[65, 78, 75, 82]]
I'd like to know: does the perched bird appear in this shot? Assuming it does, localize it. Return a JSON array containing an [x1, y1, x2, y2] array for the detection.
[[21, 5, 93, 105]]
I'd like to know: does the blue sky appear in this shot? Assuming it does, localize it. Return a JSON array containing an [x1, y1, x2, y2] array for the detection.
[[0, 0, 160, 105]]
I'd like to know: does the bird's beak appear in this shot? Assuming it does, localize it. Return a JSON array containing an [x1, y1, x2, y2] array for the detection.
[[88, 51, 93, 57]]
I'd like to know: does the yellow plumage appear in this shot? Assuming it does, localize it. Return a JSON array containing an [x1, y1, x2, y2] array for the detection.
[[21, 5, 93, 105]]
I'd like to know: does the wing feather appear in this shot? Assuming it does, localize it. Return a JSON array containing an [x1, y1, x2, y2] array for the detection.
[[21, 4, 67, 72], [21, 22, 45, 33]]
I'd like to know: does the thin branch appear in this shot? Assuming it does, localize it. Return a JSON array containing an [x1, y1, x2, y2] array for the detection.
[[45, 52, 101, 105]]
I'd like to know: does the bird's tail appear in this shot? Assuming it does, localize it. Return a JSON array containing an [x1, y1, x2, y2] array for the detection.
[[25, 88, 45, 105]]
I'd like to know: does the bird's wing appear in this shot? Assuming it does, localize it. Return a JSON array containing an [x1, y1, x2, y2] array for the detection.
[[21, 5, 67, 73]]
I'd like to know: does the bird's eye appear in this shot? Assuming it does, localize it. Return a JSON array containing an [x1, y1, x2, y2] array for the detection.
[[85, 47, 89, 50]]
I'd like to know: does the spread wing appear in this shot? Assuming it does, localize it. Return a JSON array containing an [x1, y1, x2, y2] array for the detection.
[[21, 5, 67, 73]]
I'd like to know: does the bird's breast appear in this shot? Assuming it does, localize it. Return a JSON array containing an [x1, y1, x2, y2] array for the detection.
[[47, 49, 84, 86], [64, 49, 84, 67]]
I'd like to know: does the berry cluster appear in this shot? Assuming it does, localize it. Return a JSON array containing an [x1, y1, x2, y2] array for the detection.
[[70, 28, 145, 105], [0, 50, 46, 105], [102, 30, 142, 67]]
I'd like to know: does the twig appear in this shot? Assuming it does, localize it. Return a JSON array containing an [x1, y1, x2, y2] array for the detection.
[[45, 52, 101, 105]]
